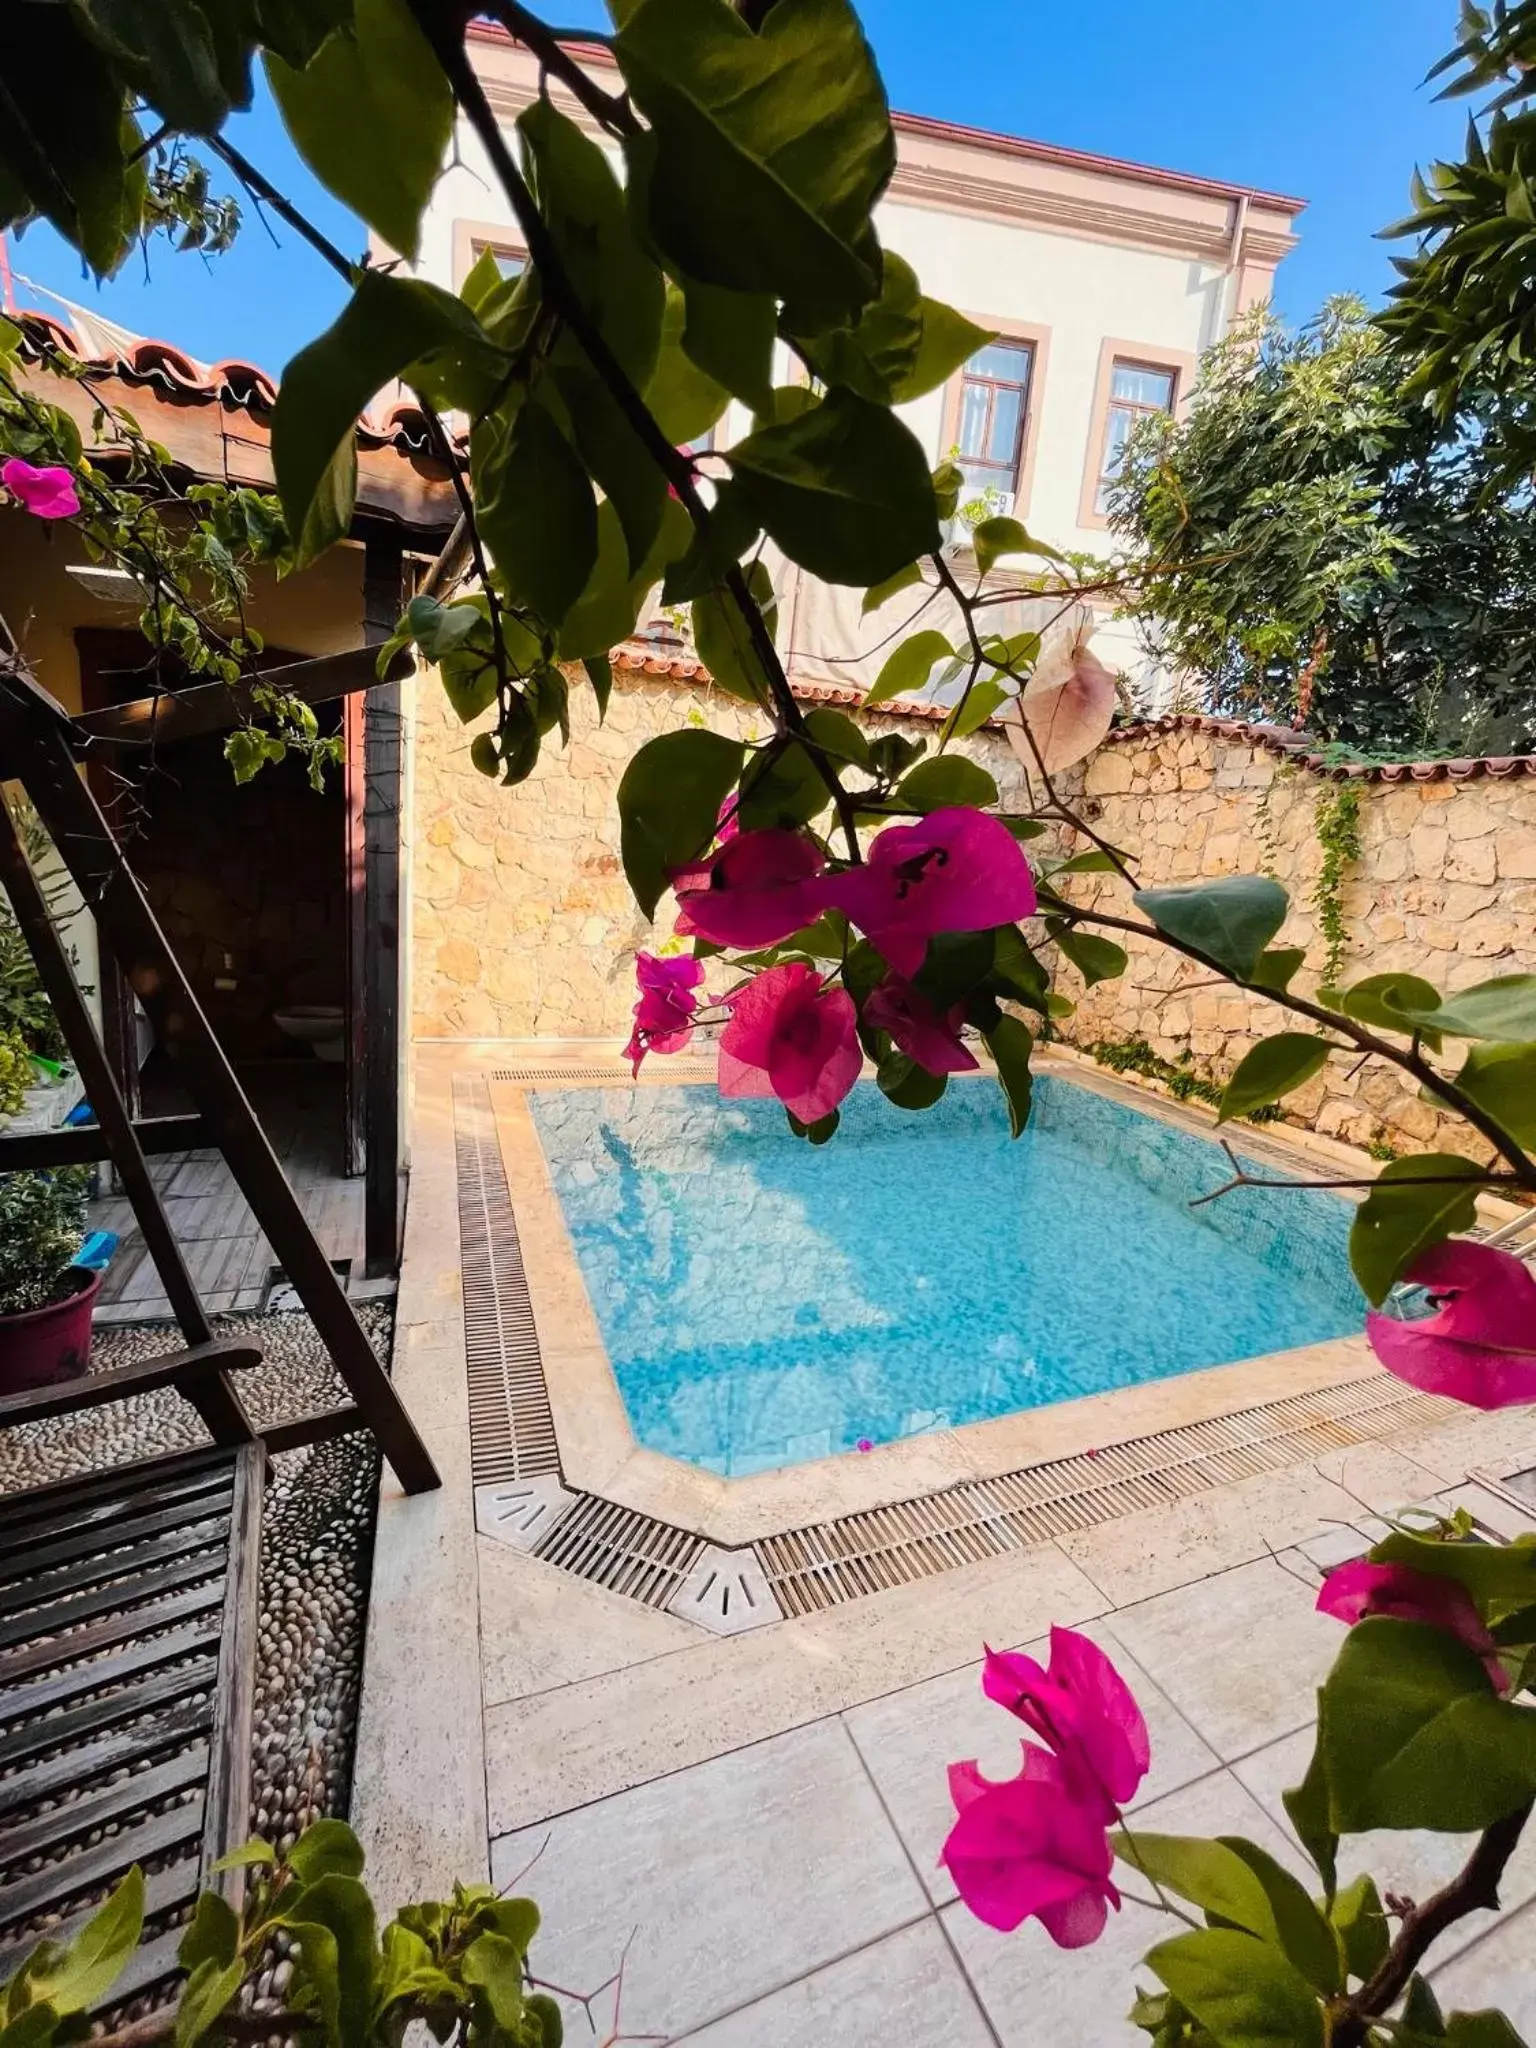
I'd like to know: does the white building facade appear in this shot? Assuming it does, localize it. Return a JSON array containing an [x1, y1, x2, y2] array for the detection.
[[407, 25, 1303, 702]]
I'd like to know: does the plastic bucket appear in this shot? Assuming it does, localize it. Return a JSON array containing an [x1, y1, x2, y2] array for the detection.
[[0, 1267, 101, 1392]]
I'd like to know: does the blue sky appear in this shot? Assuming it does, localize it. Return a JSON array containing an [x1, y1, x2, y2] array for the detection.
[[4, 1, 1470, 376]]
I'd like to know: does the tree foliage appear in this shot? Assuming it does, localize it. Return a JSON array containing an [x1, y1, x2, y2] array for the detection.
[[1107, 298, 1536, 755]]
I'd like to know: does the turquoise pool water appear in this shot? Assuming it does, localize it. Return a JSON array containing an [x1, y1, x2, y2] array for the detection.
[[529, 1076, 1363, 1478]]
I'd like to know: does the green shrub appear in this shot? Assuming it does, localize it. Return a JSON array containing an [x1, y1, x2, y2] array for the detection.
[[0, 1027, 30, 1118], [0, 1168, 89, 1317]]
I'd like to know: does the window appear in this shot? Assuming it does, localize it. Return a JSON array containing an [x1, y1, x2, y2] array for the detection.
[[954, 340, 1035, 514], [1094, 359, 1176, 515]]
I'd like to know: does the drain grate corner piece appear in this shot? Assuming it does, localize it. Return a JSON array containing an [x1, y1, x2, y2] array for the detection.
[[454, 1076, 560, 1485], [668, 1544, 782, 1636], [475, 1475, 577, 1552], [531, 1493, 707, 1612]]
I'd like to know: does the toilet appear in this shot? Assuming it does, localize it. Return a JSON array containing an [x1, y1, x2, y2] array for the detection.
[[273, 1004, 346, 1062]]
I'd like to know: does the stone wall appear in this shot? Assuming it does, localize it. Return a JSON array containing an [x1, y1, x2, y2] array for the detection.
[[409, 674, 1536, 1161], [408, 657, 1027, 1041], [1052, 722, 1536, 1157]]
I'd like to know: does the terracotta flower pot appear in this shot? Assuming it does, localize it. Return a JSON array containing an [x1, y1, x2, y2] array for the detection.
[[0, 1267, 101, 1393]]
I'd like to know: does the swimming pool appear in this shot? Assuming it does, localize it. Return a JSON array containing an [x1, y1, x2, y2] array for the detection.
[[528, 1075, 1364, 1478]]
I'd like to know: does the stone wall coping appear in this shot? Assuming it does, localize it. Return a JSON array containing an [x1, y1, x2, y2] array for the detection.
[[614, 647, 1536, 779]]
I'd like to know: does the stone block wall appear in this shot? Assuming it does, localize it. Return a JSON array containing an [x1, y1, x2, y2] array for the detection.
[[408, 657, 1027, 1041], [409, 672, 1536, 1161], [1051, 723, 1536, 1157]]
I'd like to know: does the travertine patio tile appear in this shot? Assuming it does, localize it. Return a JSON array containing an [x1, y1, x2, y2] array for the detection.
[[484, 1542, 1106, 1831], [943, 1770, 1303, 2047], [478, 1538, 699, 1707], [1058, 1465, 1366, 1607], [1431, 1900, 1536, 2030], [673, 1921, 994, 2047], [1233, 1725, 1536, 1966], [1100, 1556, 1337, 1760], [489, 1720, 926, 2043], [1311, 1441, 1450, 1516], [844, 1623, 1221, 1906]]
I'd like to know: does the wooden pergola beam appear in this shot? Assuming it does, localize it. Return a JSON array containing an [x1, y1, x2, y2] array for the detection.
[[71, 641, 414, 750]]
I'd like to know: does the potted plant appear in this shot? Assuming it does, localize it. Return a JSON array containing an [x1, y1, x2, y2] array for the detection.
[[0, 1167, 96, 1391]]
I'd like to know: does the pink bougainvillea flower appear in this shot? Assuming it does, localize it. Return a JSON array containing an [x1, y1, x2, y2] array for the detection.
[[622, 951, 704, 1076], [863, 972, 978, 1075], [3, 458, 80, 520], [1005, 626, 1118, 776], [1317, 1559, 1509, 1693], [1366, 1240, 1536, 1411], [715, 797, 740, 844], [982, 1629, 1150, 1818], [717, 962, 860, 1124], [940, 1764, 1122, 1944], [947, 1741, 1067, 1815], [672, 830, 828, 950], [824, 807, 1037, 976]]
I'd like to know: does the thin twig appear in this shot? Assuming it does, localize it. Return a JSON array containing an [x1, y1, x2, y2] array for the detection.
[[206, 135, 357, 280], [1189, 1138, 1515, 1209]]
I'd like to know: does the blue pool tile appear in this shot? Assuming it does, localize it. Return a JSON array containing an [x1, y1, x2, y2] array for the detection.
[[529, 1075, 1363, 1477]]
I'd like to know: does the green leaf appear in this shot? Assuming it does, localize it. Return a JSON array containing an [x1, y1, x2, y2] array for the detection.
[[178, 1892, 239, 1974], [1113, 1832, 1340, 1995], [527, 1990, 564, 2045], [1329, 1875, 1390, 1984], [265, 0, 451, 261], [691, 561, 778, 704], [896, 756, 998, 812], [1133, 876, 1290, 979], [646, 285, 731, 444], [739, 739, 829, 829], [1366, 1530, 1536, 1614], [989, 926, 1050, 1012], [1410, 975, 1536, 1042], [615, 0, 893, 330], [288, 1819, 365, 1885], [802, 706, 870, 767], [0, 4, 140, 274], [475, 399, 599, 627], [462, 1933, 526, 2032], [1217, 1839, 1342, 1996], [865, 630, 953, 708], [210, 1839, 277, 1875], [1046, 921, 1127, 988], [1339, 972, 1445, 1050], [791, 249, 922, 401], [1250, 947, 1307, 993], [984, 1011, 1034, 1136], [470, 733, 499, 776], [1444, 2012, 1530, 2047], [1348, 1153, 1485, 1304], [863, 562, 924, 615], [1282, 1723, 1338, 1901], [914, 929, 997, 1010], [284, 1876, 377, 2048], [520, 97, 663, 388], [895, 298, 994, 402], [273, 273, 499, 566], [728, 390, 943, 585], [941, 677, 1009, 741], [582, 654, 613, 721], [1218, 1034, 1335, 1123], [972, 516, 1064, 576], [678, 274, 776, 414], [1051, 850, 1121, 876], [176, 1960, 245, 2048], [618, 729, 746, 917], [1404, 1976, 1448, 2040], [1148, 1928, 1325, 2048], [1455, 1041, 1536, 1146], [1319, 1616, 1536, 1832], [24, 1868, 143, 2015], [876, 1049, 948, 1110], [72, 0, 235, 134]]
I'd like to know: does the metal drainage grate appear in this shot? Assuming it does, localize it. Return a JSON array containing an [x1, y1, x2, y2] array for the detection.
[[756, 1375, 1453, 1616], [531, 1493, 706, 1611], [492, 1061, 717, 1084], [453, 1076, 560, 1484]]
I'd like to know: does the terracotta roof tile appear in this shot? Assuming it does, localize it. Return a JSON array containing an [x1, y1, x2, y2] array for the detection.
[[1105, 713, 1536, 785]]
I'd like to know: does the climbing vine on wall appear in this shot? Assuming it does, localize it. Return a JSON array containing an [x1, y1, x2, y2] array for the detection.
[[1312, 781, 1363, 990]]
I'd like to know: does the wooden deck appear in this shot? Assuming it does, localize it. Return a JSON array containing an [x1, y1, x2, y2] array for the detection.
[[90, 1065, 368, 1321]]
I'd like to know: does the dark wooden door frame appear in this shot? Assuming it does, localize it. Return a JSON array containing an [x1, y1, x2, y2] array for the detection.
[[360, 531, 407, 1278]]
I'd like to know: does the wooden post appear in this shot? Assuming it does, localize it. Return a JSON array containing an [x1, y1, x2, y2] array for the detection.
[[0, 799, 256, 1449], [5, 689, 439, 1495], [362, 533, 406, 1278], [342, 690, 367, 1180]]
